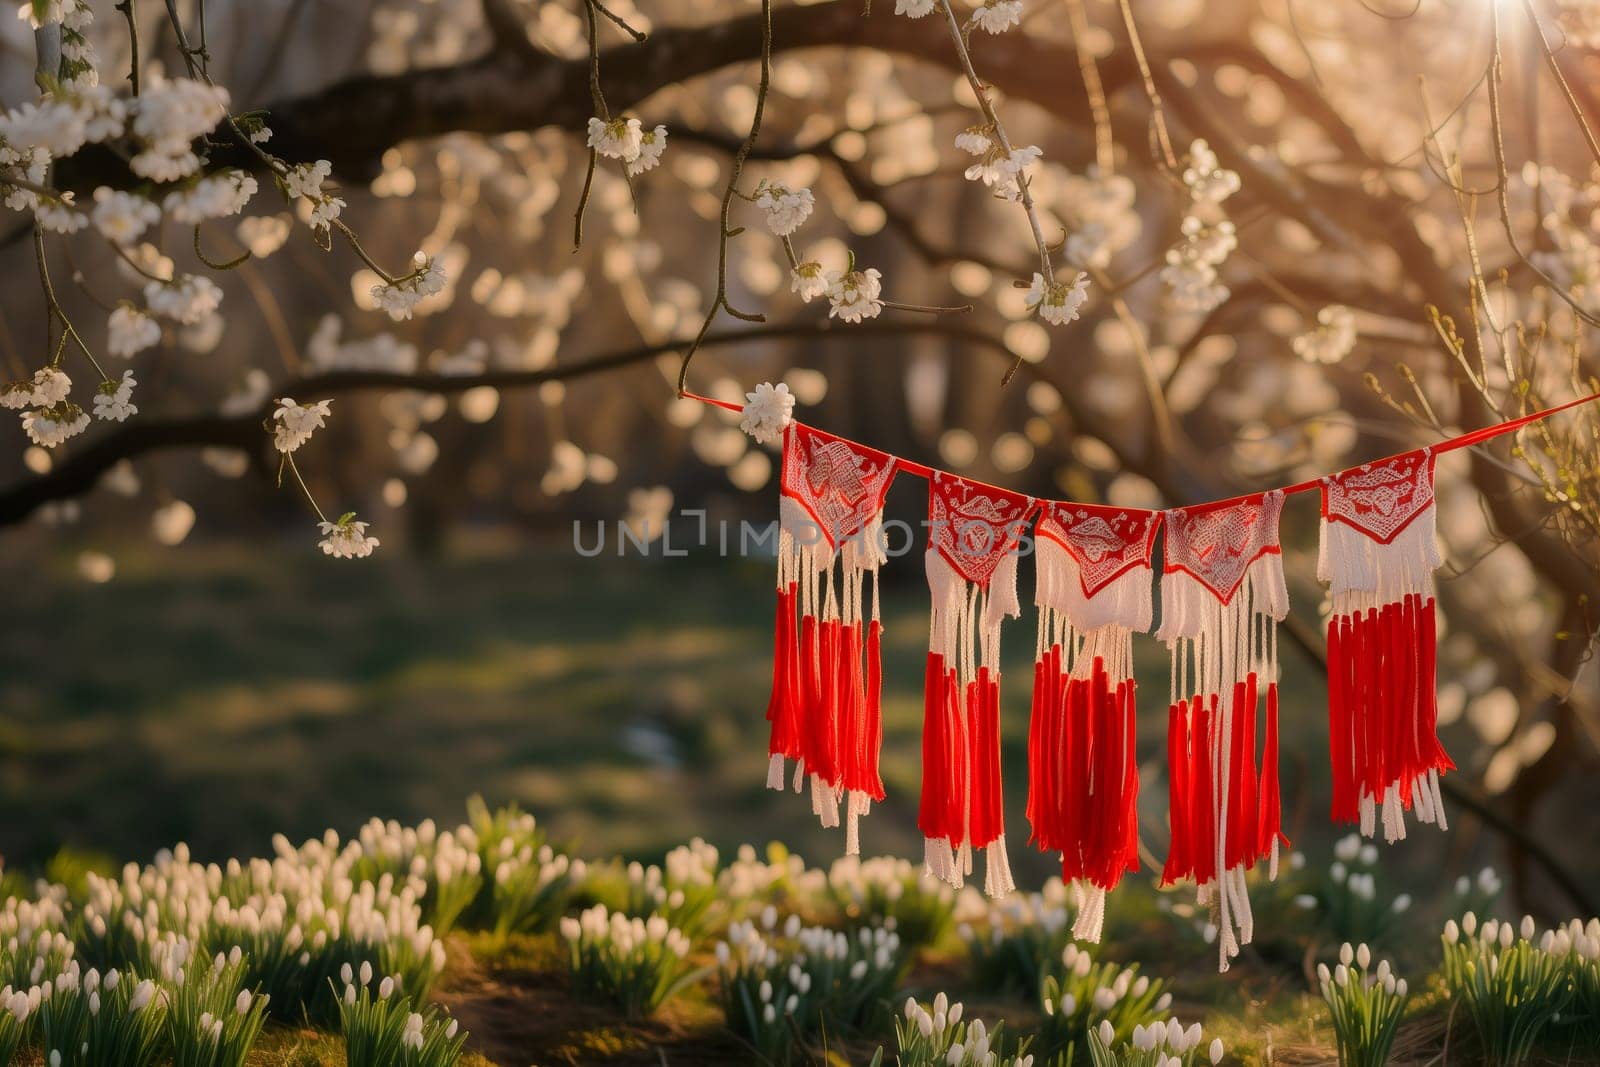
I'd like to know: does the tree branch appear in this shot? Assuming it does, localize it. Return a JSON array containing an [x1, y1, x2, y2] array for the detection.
[[0, 318, 1018, 526]]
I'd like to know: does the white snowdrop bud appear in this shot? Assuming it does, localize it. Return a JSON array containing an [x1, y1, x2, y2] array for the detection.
[[934, 992, 948, 1015], [1499, 923, 1514, 949], [1166, 1018, 1183, 1047], [758, 980, 772, 1003], [359, 961, 373, 986], [1521, 916, 1536, 941], [1317, 963, 1331, 983], [1339, 943, 1353, 966], [1099, 1020, 1115, 1046], [945, 1048, 963, 1067], [948, 1002, 962, 1025], [1356, 943, 1371, 968], [1462, 912, 1477, 937], [379, 976, 395, 999], [1133, 1024, 1150, 1051], [1335, 964, 1349, 987], [236, 990, 252, 1015], [1210, 1037, 1225, 1064], [1396, 978, 1408, 997], [918, 1011, 933, 1037], [904, 997, 917, 1020], [762, 1003, 776, 1024], [1444, 919, 1460, 944]]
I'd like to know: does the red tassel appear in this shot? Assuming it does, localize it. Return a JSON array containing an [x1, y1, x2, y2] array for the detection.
[[1240, 672, 1259, 865], [1027, 656, 1047, 843], [948, 671, 969, 848], [835, 620, 863, 796], [969, 668, 1003, 849], [1193, 697, 1217, 885], [1162, 702, 1189, 885], [1257, 681, 1288, 854], [813, 619, 840, 787], [1120, 679, 1141, 877], [918, 652, 948, 843], [1327, 616, 1352, 822], [864, 619, 885, 801], [765, 585, 801, 766], [1421, 598, 1453, 772]]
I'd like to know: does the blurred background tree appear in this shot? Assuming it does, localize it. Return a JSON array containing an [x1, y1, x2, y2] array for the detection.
[[0, 0, 1596, 925]]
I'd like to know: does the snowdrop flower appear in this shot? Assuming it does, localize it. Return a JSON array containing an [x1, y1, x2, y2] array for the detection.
[[318, 515, 381, 560], [1291, 305, 1357, 364], [1356, 943, 1371, 968], [402, 1012, 425, 1050], [790, 260, 829, 302], [93, 370, 137, 422], [143, 275, 223, 325], [740, 381, 794, 445], [586, 116, 644, 162], [896, 0, 936, 15], [826, 267, 884, 322], [1209, 1037, 1225, 1064], [1463, 911, 1478, 937], [972, 0, 1022, 34], [378, 976, 395, 999], [1182, 139, 1240, 204], [625, 125, 668, 177], [1024, 270, 1090, 326], [371, 253, 448, 321], [955, 124, 995, 156], [107, 305, 161, 359], [22, 403, 90, 447], [1392, 894, 1412, 914], [91, 188, 161, 245], [754, 184, 815, 236], [235, 990, 253, 1015], [1098, 1020, 1115, 1046], [272, 397, 333, 453]]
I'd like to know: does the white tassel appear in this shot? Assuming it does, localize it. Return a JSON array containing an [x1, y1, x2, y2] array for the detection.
[[792, 758, 806, 794], [766, 753, 786, 792], [984, 839, 1015, 899]]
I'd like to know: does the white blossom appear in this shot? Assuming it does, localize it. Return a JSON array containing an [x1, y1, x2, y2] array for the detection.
[[955, 125, 995, 156], [272, 397, 333, 453], [586, 116, 644, 162], [791, 260, 829, 302], [31, 366, 72, 406], [739, 381, 794, 445], [755, 184, 815, 236], [317, 517, 380, 558], [107, 305, 161, 358], [826, 267, 884, 322], [972, 0, 1023, 33], [144, 275, 223, 324], [162, 170, 258, 224], [1024, 271, 1091, 326], [21, 403, 90, 447], [34, 193, 86, 234], [371, 253, 448, 321], [92, 370, 137, 421], [1291, 305, 1357, 364], [1182, 139, 1241, 204], [625, 125, 668, 177], [896, 0, 936, 15], [91, 187, 161, 244]]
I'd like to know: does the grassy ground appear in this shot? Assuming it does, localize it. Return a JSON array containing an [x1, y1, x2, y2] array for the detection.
[[1, 538, 1346, 874]]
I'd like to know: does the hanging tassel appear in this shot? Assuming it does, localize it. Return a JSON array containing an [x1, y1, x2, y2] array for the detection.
[[1158, 491, 1289, 972], [769, 424, 898, 849], [1032, 503, 1159, 939], [1320, 449, 1452, 842], [921, 474, 1034, 895]]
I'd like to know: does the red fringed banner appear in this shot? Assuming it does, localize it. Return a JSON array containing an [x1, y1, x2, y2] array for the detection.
[[768, 423, 898, 854], [1029, 503, 1159, 942], [1158, 491, 1290, 972], [1319, 448, 1452, 843], [922, 472, 1035, 896]]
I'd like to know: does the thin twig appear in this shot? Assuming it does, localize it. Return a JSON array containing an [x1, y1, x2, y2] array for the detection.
[[673, 0, 774, 395]]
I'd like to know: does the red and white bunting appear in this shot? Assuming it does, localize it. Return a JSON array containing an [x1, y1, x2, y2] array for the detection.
[[921, 472, 1036, 897], [1319, 448, 1453, 843], [767, 423, 898, 854], [1157, 490, 1290, 972], [1028, 503, 1159, 941]]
